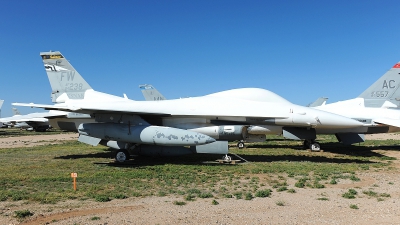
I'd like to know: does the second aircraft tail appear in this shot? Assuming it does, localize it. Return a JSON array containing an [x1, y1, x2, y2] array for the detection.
[[139, 84, 166, 101], [358, 62, 400, 107]]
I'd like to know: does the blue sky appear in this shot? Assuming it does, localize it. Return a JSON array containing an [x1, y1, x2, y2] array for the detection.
[[1, 0, 399, 117]]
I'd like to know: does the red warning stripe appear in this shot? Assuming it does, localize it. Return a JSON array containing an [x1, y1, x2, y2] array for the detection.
[[393, 63, 400, 68]]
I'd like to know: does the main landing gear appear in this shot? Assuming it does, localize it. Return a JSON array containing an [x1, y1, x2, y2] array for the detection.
[[115, 149, 130, 163], [303, 140, 321, 151]]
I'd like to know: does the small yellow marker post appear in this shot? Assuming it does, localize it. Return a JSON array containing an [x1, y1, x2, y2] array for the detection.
[[71, 173, 78, 191]]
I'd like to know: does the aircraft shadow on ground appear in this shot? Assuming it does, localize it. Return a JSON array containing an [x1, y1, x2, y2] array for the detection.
[[250, 142, 400, 156], [51, 143, 397, 168], [54, 152, 113, 160]]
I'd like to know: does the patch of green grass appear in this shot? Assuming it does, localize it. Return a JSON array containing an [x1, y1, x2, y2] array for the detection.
[[312, 181, 325, 189], [317, 197, 329, 201], [185, 195, 196, 201], [363, 190, 377, 197], [157, 191, 167, 197], [329, 178, 337, 185], [244, 192, 253, 200], [91, 216, 101, 220], [233, 192, 243, 200], [173, 201, 186, 206], [198, 192, 213, 198], [348, 189, 358, 195], [212, 199, 219, 205], [0, 134, 393, 204], [350, 175, 360, 181], [14, 209, 34, 219], [276, 200, 285, 206], [379, 193, 391, 198], [255, 189, 272, 198], [287, 189, 296, 193], [94, 195, 111, 202], [295, 178, 307, 188], [187, 189, 201, 195], [350, 204, 359, 209], [342, 189, 357, 199], [223, 194, 233, 198], [277, 187, 288, 192], [112, 193, 128, 199]]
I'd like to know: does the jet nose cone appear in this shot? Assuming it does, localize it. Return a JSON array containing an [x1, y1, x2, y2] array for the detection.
[[316, 111, 363, 129]]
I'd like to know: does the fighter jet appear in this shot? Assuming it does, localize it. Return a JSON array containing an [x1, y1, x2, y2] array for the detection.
[[0, 108, 56, 131], [312, 62, 400, 145], [14, 51, 363, 162]]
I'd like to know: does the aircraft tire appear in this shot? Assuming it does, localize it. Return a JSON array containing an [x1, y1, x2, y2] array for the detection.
[[310, 142, 321, 151], [237, 141, 245, 149], [222, 155, 232, 162], [115, 149, 130, 163]]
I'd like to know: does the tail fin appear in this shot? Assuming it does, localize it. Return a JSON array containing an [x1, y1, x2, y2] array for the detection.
[[40, 51, 92, 102], [0, 100, 3, 117], [307, 97, 328, 107], [12, 108, 20, 116], [139, 84, 166, 101], [358, 62, 400, 107]]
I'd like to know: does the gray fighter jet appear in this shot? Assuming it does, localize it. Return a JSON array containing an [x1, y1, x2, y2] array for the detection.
[[14, 51, 363, 162], [313, 62, 400, 145]]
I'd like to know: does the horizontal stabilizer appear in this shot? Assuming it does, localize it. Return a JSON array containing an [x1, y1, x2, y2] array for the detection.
[[335, 133, 365, 145]]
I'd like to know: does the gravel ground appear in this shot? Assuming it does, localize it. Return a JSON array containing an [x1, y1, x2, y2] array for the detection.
[[1, 133, 400, 225]]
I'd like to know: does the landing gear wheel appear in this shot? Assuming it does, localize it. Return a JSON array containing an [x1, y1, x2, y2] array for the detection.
[[222, 155, 232, 162], [115, 149, 130, 163], [237, 141, 245, 149], [310, 142, 321, 151]]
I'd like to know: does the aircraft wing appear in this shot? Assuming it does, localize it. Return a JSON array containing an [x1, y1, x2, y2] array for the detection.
[[373, 118, 400, 128], [13, 103, 78, 111], [12, 102, 173, 117], [13, 99, 289, 121]]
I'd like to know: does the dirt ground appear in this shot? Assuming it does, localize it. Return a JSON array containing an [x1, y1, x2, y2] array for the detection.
[[1, 133, 400, 225]]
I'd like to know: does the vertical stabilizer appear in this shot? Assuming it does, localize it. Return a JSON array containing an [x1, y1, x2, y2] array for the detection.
[[139, 84, 166, 101], [307, 97, 328, 107], [12, 108, 20, 116], [0, 100, 3, 118], [40, 51, 92, 102], [358, 62, 400, 107]]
